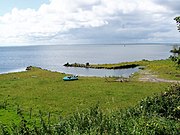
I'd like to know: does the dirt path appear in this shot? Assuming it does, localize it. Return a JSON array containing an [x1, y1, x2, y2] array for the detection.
[[139, 70, 180, 83]]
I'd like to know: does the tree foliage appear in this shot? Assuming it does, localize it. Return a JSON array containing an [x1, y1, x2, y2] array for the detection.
[[174, 16, 180, 32], [170, 16, 180, 66]]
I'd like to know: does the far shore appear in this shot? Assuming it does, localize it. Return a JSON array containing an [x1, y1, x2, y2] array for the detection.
[[63, 62, 140, 69]]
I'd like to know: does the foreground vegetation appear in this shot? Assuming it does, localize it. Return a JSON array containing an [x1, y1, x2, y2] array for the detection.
[[0, 59, 180, 134], [0, 84, 179, 134]]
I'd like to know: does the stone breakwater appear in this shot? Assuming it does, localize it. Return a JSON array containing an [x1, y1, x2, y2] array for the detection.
[[63, 62, 139, 69]]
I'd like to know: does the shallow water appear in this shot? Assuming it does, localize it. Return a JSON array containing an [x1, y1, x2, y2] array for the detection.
[[0, 44, 173, 77]]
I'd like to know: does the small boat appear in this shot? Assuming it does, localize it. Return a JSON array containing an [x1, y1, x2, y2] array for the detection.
[[63, 75, 78, 81]]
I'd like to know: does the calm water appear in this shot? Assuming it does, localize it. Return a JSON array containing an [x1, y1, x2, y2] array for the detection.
[[0, 44, 173, 77]]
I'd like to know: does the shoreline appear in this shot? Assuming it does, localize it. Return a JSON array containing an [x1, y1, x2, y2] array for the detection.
[[0, 60, 144, 77], [1, 59, 179, 81], [0, 59, 156, 77], [63, 62, 140, 69], [0, 68, 26, 75]]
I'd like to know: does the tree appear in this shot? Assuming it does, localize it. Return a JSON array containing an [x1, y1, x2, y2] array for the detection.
[[174, 16, 180, 32], [170, 16, 180, 66]]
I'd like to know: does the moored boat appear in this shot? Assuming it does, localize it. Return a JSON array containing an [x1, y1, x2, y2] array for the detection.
[[63, 75, 78, 81]]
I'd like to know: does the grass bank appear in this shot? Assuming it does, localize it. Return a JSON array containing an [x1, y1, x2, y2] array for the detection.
[[93, 59, 180, 80]]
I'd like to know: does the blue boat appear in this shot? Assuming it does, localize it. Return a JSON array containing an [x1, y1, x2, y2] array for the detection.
[[63, 75, 78, 81]]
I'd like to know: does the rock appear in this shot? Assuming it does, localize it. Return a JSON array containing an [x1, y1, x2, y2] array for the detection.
[[26, 66, 33, 70]]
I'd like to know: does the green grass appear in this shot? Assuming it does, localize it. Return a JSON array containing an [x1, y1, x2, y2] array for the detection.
[[145, 59, 180, 80], [93, 59, 180, 80], [0, 84, 179, 134], [0, 109, 20, 125], [0, 59, 180, 134], [0, 68, 169, 117], [0, 59, 179, 125]]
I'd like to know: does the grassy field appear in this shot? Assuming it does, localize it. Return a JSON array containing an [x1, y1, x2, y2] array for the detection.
[[1, 83, 179, 134], [93, 59, 180, 80], [0, 59, 179, 126]]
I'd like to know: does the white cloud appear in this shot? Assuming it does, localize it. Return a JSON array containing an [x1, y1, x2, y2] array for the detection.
[[0, 0, 179, 45]]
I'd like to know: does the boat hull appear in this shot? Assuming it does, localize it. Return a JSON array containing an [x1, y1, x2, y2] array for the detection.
[[63, 76, 78, 81]]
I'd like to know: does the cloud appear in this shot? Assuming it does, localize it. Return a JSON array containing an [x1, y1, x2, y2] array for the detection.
[[0, 0, 179, 45], [153, 0, 180, 13]]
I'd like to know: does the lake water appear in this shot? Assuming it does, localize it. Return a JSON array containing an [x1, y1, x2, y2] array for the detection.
[[0, 44, 173, 77]]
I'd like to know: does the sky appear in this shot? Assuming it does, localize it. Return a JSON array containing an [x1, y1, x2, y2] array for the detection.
[[0, 0, 179, 46]]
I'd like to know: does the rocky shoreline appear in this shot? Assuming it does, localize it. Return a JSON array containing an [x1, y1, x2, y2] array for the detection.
[[63, 62, 139, 69]]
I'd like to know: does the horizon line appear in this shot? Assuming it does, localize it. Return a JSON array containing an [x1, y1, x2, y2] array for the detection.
[[0, 42, 180, 47]]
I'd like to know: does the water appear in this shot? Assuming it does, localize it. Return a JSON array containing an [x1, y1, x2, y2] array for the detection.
[[0, 44, 173, 77]]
